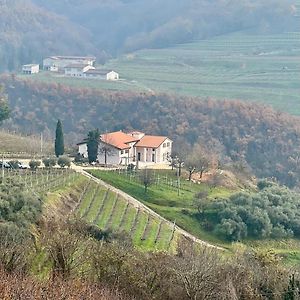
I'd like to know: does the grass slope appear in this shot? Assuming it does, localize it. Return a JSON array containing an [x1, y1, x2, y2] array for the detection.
[[104, 31, 300, 115], [88, 169, 233, 248], [0, 130, 53, 154], [76, 178, 178, 252]]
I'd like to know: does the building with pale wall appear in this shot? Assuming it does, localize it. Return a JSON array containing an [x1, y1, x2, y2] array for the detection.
[[22, 64, 40, 74], [77, 131, 172, 166]]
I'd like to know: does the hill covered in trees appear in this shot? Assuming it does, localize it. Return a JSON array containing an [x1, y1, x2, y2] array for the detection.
[[0, 0, 96, 71], [0, 0, 297, 70], [3, 75, 300, 187]]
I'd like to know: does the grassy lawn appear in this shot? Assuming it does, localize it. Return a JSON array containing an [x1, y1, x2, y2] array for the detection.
[[88, 169, 233, 247]]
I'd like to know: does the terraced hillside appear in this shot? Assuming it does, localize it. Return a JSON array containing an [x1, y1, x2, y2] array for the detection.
[[104, 31, 300, 114], [76, 179, 179, 252]]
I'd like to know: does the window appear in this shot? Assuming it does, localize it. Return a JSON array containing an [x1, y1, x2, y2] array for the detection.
[[138, 152, 141, 161], [121, 150, 124, 154], [125, 150, 129, 154], [163, 143, 166, 148], [167, 142, 170, 147], [152, 154, 155, 162], [152, 148, 155, 151]]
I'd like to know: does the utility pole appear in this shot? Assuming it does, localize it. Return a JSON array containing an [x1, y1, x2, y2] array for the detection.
[[40, 132, 43, 154]]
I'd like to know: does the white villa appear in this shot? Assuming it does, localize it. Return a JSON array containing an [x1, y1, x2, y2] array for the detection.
[[43, 56, 96, 72], [77, 131, 172, 166], [22, 64, 39, 74]]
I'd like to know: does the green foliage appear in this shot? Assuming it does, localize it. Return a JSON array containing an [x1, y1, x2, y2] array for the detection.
[[29, 160, 41, 170], [57, 156, 71, 168], [0, 178, 42, 228], [42, 157, 57, 168], [8, 160, 20, 169], [203, 183, 300, 241], [55, 120, 64, 157], [87, 129, 100, 163], [0, 85, 9, 124], [4, 75, 300, 187]]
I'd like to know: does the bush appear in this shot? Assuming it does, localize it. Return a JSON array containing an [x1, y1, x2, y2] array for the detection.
[[202, 183, 300, 241], [8, 160, 20, 169], [29, 160, 41, 170], [42, 157, 57, 168], [58, 156, 71, 168]]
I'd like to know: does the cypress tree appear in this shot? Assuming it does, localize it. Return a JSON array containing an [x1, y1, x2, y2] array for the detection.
[[87, 129, 100, 163], [55, 119, 64, 157]]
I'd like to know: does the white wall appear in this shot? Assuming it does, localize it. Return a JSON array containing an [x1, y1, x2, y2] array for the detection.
[[107, 71, 119, 81], [78, 143, 88, 158]]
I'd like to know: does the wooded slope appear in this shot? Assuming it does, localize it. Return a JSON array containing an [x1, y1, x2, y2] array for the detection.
[[3, 76, 300, 187]]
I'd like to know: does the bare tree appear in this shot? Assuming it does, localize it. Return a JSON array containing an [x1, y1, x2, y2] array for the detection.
[[99, 133, 114, 165], [139, 168, 154, 193], [186, 144, 211, 180], [173, 241, 224, 300]]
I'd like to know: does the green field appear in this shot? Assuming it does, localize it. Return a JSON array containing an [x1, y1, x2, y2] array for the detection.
[[105, 31, 300, 115], [76, 177, 179, 252], [87, 169, 233, 248], [22, 30, 300, 115]]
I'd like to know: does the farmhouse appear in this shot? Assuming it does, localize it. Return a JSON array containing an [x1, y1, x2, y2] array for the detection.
[[43, 56, 96, 72], [84, 69, 119, 80], [64, 64, 95, 77], [77, 131, 172, 166], [22, 64, 39, 74]]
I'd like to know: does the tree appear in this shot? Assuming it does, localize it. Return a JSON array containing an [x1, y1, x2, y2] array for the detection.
[[57, 156, 71, 168], [186, 144, 211, 180], [193, 189, 209, 214], [87, 129, 100, 164], [0, 85, 9, 124], [139, 168, 154, 193], [99, 133, 113, 166], [43, 157, 57, 168], [55, 120, 64, 157]]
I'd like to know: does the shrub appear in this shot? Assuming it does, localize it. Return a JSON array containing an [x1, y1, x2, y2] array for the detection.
[[202, 183, 300, 241], [29, 160, 41, 170], [58, 156, 71, 168], [42, 157, 57, 168]]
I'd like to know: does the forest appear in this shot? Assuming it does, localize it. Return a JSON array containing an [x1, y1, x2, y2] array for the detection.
[[0, 0, 297, 71], [2, 75, 300, 188]]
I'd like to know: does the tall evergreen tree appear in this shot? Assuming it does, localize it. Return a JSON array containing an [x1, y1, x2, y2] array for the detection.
[[0, 85, 9, 124], [87, 129, 100, 163], [55, 119, 64, 157]]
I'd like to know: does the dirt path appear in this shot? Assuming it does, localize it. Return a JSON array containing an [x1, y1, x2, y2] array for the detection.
[[76, 168, 224, 250]]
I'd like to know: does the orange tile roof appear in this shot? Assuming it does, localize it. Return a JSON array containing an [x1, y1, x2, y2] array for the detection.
[[100, 131, 139, 150], [134, 135, 168, 148]]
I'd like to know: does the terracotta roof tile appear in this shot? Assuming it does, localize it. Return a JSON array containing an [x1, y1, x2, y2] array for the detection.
[[100, 131, 139, 150], [134, 135, 168, 148]]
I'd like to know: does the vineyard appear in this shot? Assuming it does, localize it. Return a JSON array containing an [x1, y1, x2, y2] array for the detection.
[[3, 168, 79, 195], [76, 178, 179, 252]]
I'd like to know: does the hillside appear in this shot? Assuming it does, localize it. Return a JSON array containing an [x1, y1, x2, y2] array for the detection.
[[3, 76, 300, 187], [0, 0, 297, 70], [0, 130, 52, 155], [0, 0, 96, 71], [104, 30, 300, 115]]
